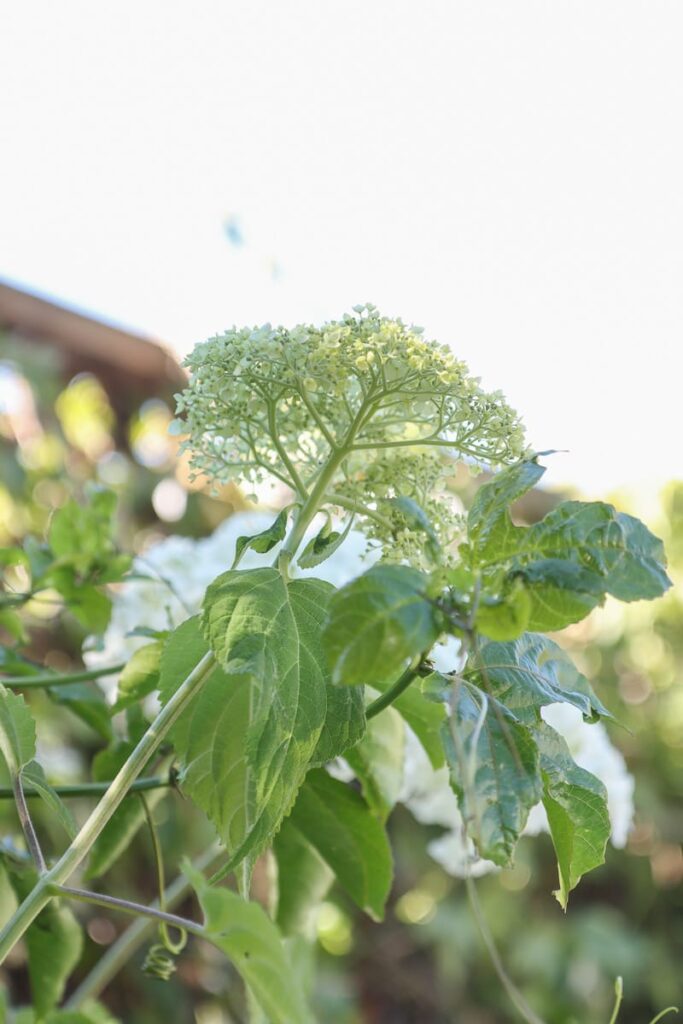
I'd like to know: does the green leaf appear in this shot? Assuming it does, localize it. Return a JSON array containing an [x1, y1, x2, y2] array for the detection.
[[465, 633, 612, 725], [233, 508, 289, 567], [389, 680, 446, 769], [186, 862, 314, 1024], [309, 680, 366, 766], [474, 579, 531, 641], [163, 571, 327, 871], [85, 742, 164, 879], [274, 819, 333, 936], [287, 769, 393, 920], [48, 682, 113, 741], [345, 697, 404, 821], [443, 684, 541, 867], [297, 515, 354, 569], [9, 867, 83, 1018], [534, 722, 610, 908], [466, 460, 672, 631], [0, 685, 36, 775], [21, 760, 77, 839], [112, 641, 162, 712], [323, 564, 442, 686]]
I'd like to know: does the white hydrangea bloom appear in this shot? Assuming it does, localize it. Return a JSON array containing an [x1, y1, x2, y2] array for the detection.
[[89, 517, 634, 875]]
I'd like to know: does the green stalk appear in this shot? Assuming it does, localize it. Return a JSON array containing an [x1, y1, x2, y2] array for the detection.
[[0, 662, 126, 688], [277, 446, 349, 573], [0, 652, 216, 965], [366, 659, 423, 719], [65, 842, 223, 1007], [0, 776, 172, 800]]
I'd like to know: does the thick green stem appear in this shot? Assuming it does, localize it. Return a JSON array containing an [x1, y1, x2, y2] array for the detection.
[[277, 447, 348, 572], [65, 842, 223, 1008], [0, 652, 216, 965], [0, 663, 126, 688], [0, 775, 172, 800]]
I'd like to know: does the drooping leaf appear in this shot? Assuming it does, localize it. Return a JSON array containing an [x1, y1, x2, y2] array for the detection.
[[48, 682, 113, 741], [112, 641, 162, 712], [465, 460, 672, 631], [534, 722, 610, 908], [9, 867, 83, 1018], [162, 571, 327, 872], [0, 685, 36, 775], [345, 697, 404, 821], [21, 760, 77, 839], [273, 819, 333, 936], [287, 769, 393, 920], [309, 680, 366, 766], [474, 579, 531, 641], [297, 515, 354, 570], [443, 683, 541, 867], [465, 633, 612, 725], [323, 564, 442, 686], [186, 862, 314, 1024], [85, 742, 165, 879], [233, 508, 289, 567]]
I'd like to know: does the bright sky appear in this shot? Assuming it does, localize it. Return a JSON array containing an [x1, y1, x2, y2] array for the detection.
[[1, 2, 682, 497]]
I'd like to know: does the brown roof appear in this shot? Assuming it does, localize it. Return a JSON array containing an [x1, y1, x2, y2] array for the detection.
[[0, 280, 186, 410]]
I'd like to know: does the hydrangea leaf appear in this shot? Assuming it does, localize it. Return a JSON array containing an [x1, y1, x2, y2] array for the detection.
[[297, 516, 354, 570], [287, 769, 393, 920], [465, 460, 671, 631], [161, 570, 327, 871], [112, 641, 162, 713], [442, 684, 542, 867], [345, 697, 405, 821], [233, 508, 289, 567], [464, 633, 612, 725], [534, 722, 610, 908], [322, 564, 442, 686], [186, 862, 315, 1024], [8, 867, 83, 1018], [0, 685, 36, 776], [273, 819, 333, 936], [47, 682, 113, 741], [21, 760, 77, 840]]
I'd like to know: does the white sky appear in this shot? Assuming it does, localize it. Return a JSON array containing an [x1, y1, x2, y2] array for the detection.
[[1, 1, 682, 497]]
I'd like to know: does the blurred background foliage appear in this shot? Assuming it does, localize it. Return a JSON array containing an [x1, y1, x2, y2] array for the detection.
[[0, 334, 681, 1023]]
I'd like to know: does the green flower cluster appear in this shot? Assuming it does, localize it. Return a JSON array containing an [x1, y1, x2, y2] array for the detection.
[[174, 305, 527, 556]]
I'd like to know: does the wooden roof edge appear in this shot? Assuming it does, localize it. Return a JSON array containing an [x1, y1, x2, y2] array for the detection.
[[0, 279, 187, 389]]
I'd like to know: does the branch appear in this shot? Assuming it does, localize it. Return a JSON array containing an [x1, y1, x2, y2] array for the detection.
[[1, 662, 126, 689], [51, 885, 203, 939], [0, 775, 172, 800], [12, 774, 46, 873]]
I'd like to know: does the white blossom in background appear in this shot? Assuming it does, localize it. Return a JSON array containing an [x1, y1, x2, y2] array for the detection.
[[88, 517, 634, 875]]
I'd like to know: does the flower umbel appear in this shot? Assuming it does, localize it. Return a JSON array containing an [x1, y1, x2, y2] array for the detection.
[[174, 306, 526, 553]]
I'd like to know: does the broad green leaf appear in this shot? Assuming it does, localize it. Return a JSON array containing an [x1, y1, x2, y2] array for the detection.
[[0, 685, 36, 775], [48, 682, 113, 741], [186, 862, 314, 1024], [443, 684, 541, 867], [466, 460, 671, 631], [288, 769, 393, 920], [85, 742, 164, 879], [9, 868, 83, 1018], [274, 819, 333, 936], [345, 697, 404, 821], [465, 633, 612, 725], [297, 515, 354, 569], [49, 488, 117, 562], [392, 681, 446, 769], [474, 580, 531, 641], [233, 508, 289, 567], [535, 722, 610, 908], [163, 572, 327, 871], [112, 641, 162, 712], [323, 564, 442, 686], [21, 760, 77, 839], [309, 680, 366, 766]]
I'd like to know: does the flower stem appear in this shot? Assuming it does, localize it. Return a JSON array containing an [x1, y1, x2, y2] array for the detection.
[[1, 663, 126, 688], [0, 651, 216, 965], [12, 773, 46, 873], [366, 658, 424, 720], [0, 775, 173, 800]]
